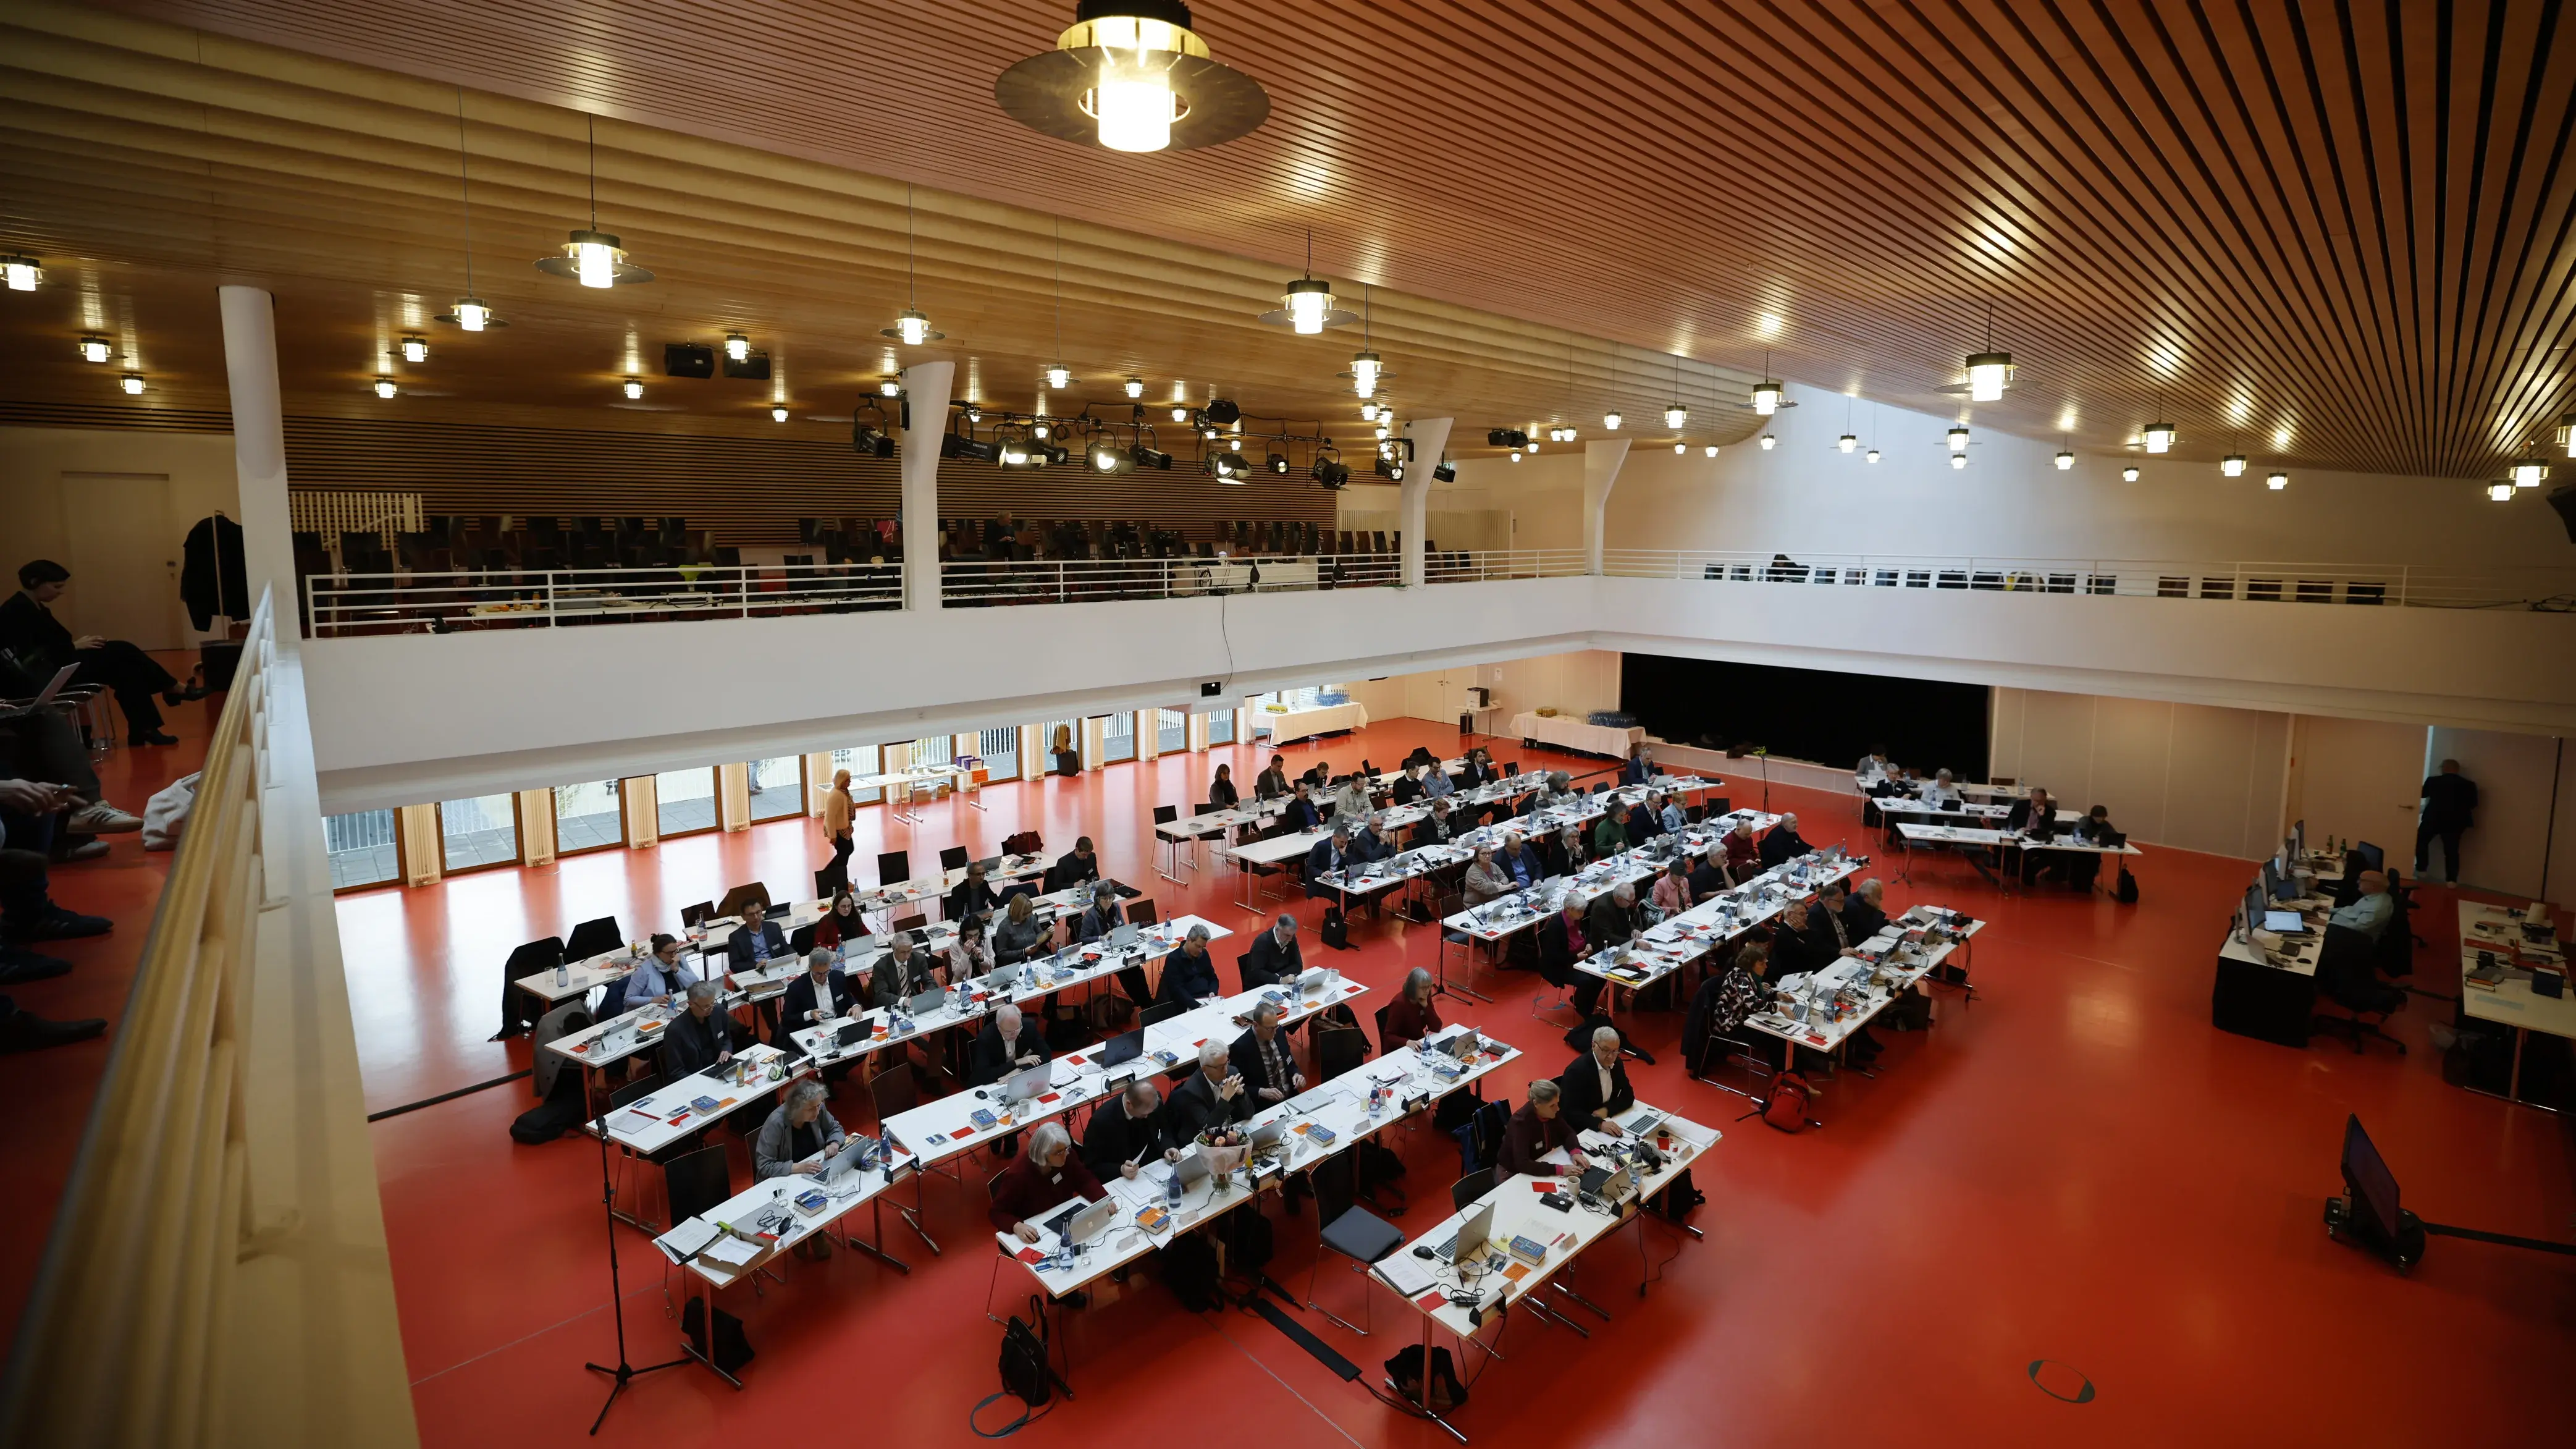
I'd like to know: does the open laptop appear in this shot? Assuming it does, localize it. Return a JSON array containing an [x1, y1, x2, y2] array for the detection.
[[1295, 966, 1332, 994], [1169, 1146, 1213, 1193], [1105, 924, 1142, 951], [1247, 1117, 1289, 1152], [974, 967, 1017, 997], [904, 985, 948, 1018], [820, 1134, 880, 1184], [1003, 1062, 1052, 1103], [977, 855, 1005, 876], [1441, 1031, 1482, 1062], [2262, 908, 2308, 934], [1436, 1201, 1494, 1264], [1577, 1164, 1633, 1201], [1096, 1027, 1145, 1067], [1040, 1196, 1116, 1245], [835, 1020, 868, 1049]]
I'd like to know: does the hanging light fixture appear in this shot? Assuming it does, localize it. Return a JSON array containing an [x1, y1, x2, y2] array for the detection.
[[1602, 342, 1625, 430], [1759, 433, 1777, 450], [400, 334, 429, 364], [881, 184, 946, 345], [1666, 405, 1688, 429], [2509, 457, 2548, 488], [1033, 420, 1052, 439], [621, 378, 643, 400], [2122, 465, 2141, 482], [1837, 434, 1856, 452], [1260, 230, 1353, 332], [1672, 441, 1686, 454], [771, 403, 790, 422], [1046, 364, 1073, 391], [2558, 412, 2576, 458], [2486, 480, 2515, 502], [373, 375, 398, 399], [2266, 470, 2289, 490], [535, 115, 651, 288], [1, 253, 41, 292], [2142, 420, 2177, 453], [994, 1, 1271, 154], [1507, 450, 1522, 463], [76, 335, 111, 363], [1950, 453, 1968, 470], [1342, 284, 1386, 398], [1604, 408, 1623, 431], [1360, 401, 1380, 422], [880, 377, 903, 397], [1171, 405, 1191, 423], [1947, 424, 1970, 454], [1964, 303, 2013, 402], [1041, 219, 1075, 391], [1704, 444, 1721, 458], [1525, 439, 1539, 454], [1866, 447, 1880, 463], [2221, 454, 2247, 477], [2055, 442, 2075, 470], [1124, 376, 1145, 398], [1664, 351, 1686, 429], [119, 371, 145, 395], [1751, 352, 1782, 415], [724, 332, 751, 362], [437, 91, 506, 332], [1093, 439, 1119, 471]]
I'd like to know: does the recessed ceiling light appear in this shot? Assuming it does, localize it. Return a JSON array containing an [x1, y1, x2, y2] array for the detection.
[[2142, 420, 2176, 454], [1759, 434, 1777, 450], [725, 332, 751, 362], [2266, 470, 2288, 490], [119, 371, 145, 395], [400, 334, 429, 363], [2122, 465, 2141, 482], [2220, 454, 2247, 477], [771, 403, 789, 422], [76, 335, 111, 363], [1124, 376, 1145, 398], [621, 378, 643, 400], [994, 2, 1271, 154], [2, 253, 43, 291]]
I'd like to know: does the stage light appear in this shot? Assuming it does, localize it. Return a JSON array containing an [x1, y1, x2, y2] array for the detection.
[[1131, 444, 1173, 470], [1311, 456, 1350, 488], [1092, 441, 1122, 471], [1486, 428, 1528, 448], [1433, 460, 1456, 482], [942, 432, 1002, 463], [1267, 452, 1290, 475], [852, 423, 894, 458], [1374, 455, 1406, 481]]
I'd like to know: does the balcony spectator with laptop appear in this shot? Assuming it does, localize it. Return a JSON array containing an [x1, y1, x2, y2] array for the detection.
[[2, 559, 201, 747]]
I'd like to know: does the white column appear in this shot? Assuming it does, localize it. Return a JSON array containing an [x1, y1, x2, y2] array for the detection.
[[1581, 438, 1631, 576], [896, 359, 955, 611], [218, 285, 298, 641], [1398, 416, 1452, 588]]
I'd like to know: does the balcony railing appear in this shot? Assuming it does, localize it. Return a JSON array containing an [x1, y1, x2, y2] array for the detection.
[[1600, 549, 2576, 610], [303, 564, 903, 636], [1425, 548, 1590, 583], [941, 552, 1399, 606]]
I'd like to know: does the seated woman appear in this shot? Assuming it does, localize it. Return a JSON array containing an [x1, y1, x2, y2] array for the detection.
[[990, 891, 1050, 965], [1207, 762, 1240, 809], [1649, 857, 1693, 918], [813, 890, 867, 950], [1379, 966, 1444, 1049]]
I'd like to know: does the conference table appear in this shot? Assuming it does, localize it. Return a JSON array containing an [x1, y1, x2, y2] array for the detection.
[[2208, 859, 2336, 1047], [1370, 1099, 1719, 1442], [1439, 811, 1787, 951], [1568, 843, 1863, 1000], [1738, 906, 1980, 1071], [1893, 821, 2141, 892], [1259, 699, 1370, 745], [998, 1024, 1526, 1344], [1512, 711, 1643, 758], [2457, 900, 2571, 1109]]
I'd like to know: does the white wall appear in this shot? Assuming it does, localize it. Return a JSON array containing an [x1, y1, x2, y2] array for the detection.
[[0, 426, 243, 641], [2284, 716, 2430, 863], [1330, 653, 1621, 733], [2425, 727, 2567, 898], [1990, 688, 2292, 860]]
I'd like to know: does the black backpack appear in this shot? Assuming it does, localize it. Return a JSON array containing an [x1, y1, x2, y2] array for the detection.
[[1163, 1230, 1223, 1312], [1356, 1139, 1409, 1212], [1320, 903, 1351, 950], [975, 1295, 1056, 1436], [2115, 865, 2139, 904], [508, 1060, 590, 1144], [1386, 1344, 1468, 1411], [681, 1298, 754, 1376]]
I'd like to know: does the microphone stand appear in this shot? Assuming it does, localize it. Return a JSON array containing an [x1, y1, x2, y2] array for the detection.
[[585, 1095, 689, 1432]]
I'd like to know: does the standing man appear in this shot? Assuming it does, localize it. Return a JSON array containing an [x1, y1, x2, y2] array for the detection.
[[2415, 758, 2477, 884]]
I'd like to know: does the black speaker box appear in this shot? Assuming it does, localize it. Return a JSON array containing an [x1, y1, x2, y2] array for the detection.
[[663, 342, 715, 378]]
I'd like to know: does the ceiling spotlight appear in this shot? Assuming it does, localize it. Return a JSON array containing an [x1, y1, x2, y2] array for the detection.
[[119, 371, 145, 395], [539, 228, 650, 288], [966, 403, 984, 423], [1131, 443, 1174, 470], [1704, 444, 1720, 458], [2142, 420, 2176, 453], [1486, 428, 1528, 449], [1350, 349, 1383, 399], [724, 331, 751, 362], [771, 403, 790, 422], [1672, 441, 1686, 455], [1214, 450, 1252, 481], [1759, 434, 1777, 450], [621, 378, 644, 400], [2055, 449, 2075, 471], [1604, 409, 1622, 431], [1124, 375, 1145, 398], [2267, 470, 2289, 490], [76, 335, 111, 363], [1865, 448, 1880, 463], [1000, 435, 1030, 466], [1751, 378, 1782, 415], [879, 377, 903, 397], [2, 253, 43, 292], [1045, 363, 1073, 389], [2221, 454, 2247, 477], [1838, 434, 1856, 453], [1373, 456, 1406, 481], [373, 376, 398, 399], [2122, 465, 2141, 482], [995, 2, 1271, 153], [1433, 460, 1457, 483], [1266, 452, 1290, 475], [941, 433, 1001, 463], [2486, 481, 2515, 502], [1665, 405, 1688, 430], [1090, 441, 1122, 471], [852, 424, 894, 458], [399, 334, 429, 363], [1947, 425, 1970, 454], [1311, 456, 1351, 489], [437, 296, 503, 331], [1966, 350, 2013, 402], [1203, 398, 1242, 426], [883, 306, 944, 346], [2509, 457, 2547, 488]]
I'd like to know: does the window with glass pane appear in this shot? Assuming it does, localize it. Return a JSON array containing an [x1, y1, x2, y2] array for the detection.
[[1203, 709, 1234, 746], [655, 769, 717, 835], [747, 757, 804, 822], [553, 780, 623, 852], [830, 746, 884, 804], [911, 735, 955, 767], [1100, 712, 1136, 764], [1044, 718, 1079, 772], [438, 793, 519, 871], [323, 808, 400, 890], [975, 726, 1019, 779], [1156, 709, 1187, 753]]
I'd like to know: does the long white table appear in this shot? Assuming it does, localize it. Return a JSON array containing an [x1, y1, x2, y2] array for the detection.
[[1740, 906, 1979, 1063], [2459, 900, 2570, 1108], [1259, 700, 1370, 745], [1894, 821, 2142, 892], [1512, 711, 1643, 758]]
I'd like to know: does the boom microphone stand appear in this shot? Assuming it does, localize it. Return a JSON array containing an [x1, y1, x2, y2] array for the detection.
[[585, 1099, 688, 1434]]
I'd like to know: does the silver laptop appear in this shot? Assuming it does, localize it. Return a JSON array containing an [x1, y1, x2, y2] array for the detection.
[[822, 1135, 879, 1183], [1247, 1117, 1288, 1152], [1295, 966, 1332, 994], [1003, 1062, 1051, 1103], [905, 985, 948, 1017], [1061, 1196, 1116, 1245], [1170, 1145, 1213, 1191], [1439, 1201, 1494, 1264], [975, 968, 1018, 996], [1106, 923, 1142, 950]]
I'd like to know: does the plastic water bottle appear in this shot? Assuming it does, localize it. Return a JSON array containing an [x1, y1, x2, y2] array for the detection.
[[555, 959, 569, 987], [1164, 1170, 1182, 1208]]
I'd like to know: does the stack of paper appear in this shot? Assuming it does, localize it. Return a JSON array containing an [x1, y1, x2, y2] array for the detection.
[[653, 1218, 724, 1264], [700, 1235, 764, 1269]]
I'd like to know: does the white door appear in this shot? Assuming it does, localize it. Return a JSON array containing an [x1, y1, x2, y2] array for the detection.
[[58, 472, 183, 649], [2288, 716, 2427, 860]]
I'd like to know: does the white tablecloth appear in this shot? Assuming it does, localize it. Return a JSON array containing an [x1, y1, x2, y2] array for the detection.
[[1513, 711, 1643, 757], [1260, 701, 1369, 744]]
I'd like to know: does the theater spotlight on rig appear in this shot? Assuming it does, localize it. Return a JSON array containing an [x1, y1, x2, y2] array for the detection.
[[1212, 450, 1252, 482], [1487, 428, 1529, 449], [1433, 460, 1456, 483], [1203, 397, 1242, 426], [941, 431, 1001, 463], [1373, 455, 1406, 481], [1311, 455, 1351, 489], [1266, 452, 1291, 475], [1130, 443, 1174, 470]]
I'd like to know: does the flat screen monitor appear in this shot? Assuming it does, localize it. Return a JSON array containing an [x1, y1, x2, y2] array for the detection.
[[2291, 819, 2305, 858], [2348, 840, 2385, 877], [2341, 1114, 2401, 1242], [2240, 882, 2266, 941]]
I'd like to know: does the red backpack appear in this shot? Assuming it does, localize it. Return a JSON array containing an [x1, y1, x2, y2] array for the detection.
[[1761, 1071, 1815, 1133]]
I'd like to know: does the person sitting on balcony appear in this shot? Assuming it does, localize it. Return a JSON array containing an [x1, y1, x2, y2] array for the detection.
[[2, 559, 201, 747]]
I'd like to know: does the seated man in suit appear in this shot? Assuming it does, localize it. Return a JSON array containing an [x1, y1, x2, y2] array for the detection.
[[724, 899, 790, 975], [1281, 779, 1323, 834], [1306, 821, 1362, 890], [1082, 1079, 1181, 1182], [1390, 762, 1430, 806], [1355, 811, 1399, 863], [1625, 792, 1663, 843], [947, 857, 1003, 920], [1163, 1041, 1253, 1146], [1575, 882, 1641, 1025], [1841, 876, 1890, 942], [1757, 813, 1812, 868], [1158, 923, 1223, 1006], [1621, 744, 1654, 786], [1688, 843, 1730, 901], [1556, 1024, 1635, 1134], [1239, 913, 1303, 989], [657, 980, 743, 1080], [1049, 835, 1101, 892], [775, 947, 859, 1055], [1412, 796, 1458, 849], [1457, 748, 1495, 788], [1499, 1078, 1596, 1179], [1767, 899, 1837, 977], [1499, 829, 1546, 889], [1229, 999, 1307, 1104], [1808, 880, 1858, 953], [970, 1002, 1050, 1085], [1255, 753, 1292, 800], [867, 931, 943, 1008]]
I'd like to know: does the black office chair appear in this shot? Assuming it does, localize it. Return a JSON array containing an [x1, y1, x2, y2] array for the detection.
[[563, 915, 623, 962], [678, 900, 716, 929], [1449, 1165, 1497, 1212], [788, 923, 818, 956], [1140, 999, 1185, 1030], [1307, 1153, 1404, 1335], [715, 882, 772, 919], [2312, 924, 2407, 1055], [940, 845, 971, 872], [877, 850, 911, 887], [494, 936, 565, 1039], [1321, 1015, 1371, 1080], [1152, 803, 1179, 827]]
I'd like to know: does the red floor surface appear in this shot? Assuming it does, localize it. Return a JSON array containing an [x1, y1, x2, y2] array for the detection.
[[333, 721, 2576, 1447], [0, 661, 213, 1359]]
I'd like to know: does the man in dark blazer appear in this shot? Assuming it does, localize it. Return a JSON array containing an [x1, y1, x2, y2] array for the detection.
[[724, 900, 791, 974], [1306, 822, 1361, 882], [1840, 877, 1890, 943], [1757, 813, 1812, 868], [867, 933, 943, 1008], [657, 981, 743, 1080], [1239, 913, 1304, 989], [1280, 781, 1322, 834], [1767, 900, 1838, 978], [1556, 1025, 1636, 1134], [947, 858, 1003, 921], [1227, 999, 1306, 1103], [774, 949, 859, 1054], [1158, 925, 1223, 1006], [1082, 1078, 1178, 1181], [1048, 836, 1101, 892], [1163, 1041, 1253, 1145], [969, 1002, 1050, 1085]]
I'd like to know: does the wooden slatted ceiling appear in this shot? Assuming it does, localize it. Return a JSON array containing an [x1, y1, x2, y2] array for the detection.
[[56, 0, 2576, 482]]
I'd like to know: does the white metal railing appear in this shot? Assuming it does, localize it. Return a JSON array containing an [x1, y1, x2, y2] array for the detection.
[[1599, 549, 2576, 610], [303, 564, 903, 635], [1424, 548, 1590, 583], [940, 552, 1400, 606]]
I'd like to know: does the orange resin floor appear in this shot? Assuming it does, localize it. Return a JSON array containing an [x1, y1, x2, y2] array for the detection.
[[333, 720, 2576, 1447]]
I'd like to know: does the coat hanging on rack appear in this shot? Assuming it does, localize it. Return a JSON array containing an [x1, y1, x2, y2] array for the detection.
[[180, 512, 248, 630]]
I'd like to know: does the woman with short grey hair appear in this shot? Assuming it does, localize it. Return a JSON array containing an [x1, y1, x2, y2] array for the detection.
[[754, 1076, 848, 1181]]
